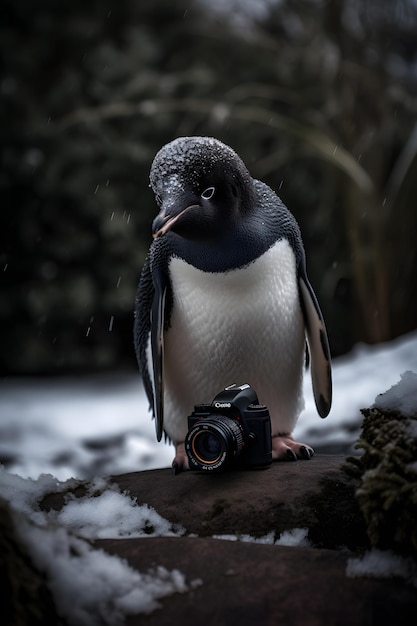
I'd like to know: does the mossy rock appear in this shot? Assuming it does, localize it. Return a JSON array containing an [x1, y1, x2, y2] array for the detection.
[[346, 405, 417, 559]]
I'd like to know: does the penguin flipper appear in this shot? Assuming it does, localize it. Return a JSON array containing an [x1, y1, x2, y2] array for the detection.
[[151, 269, 167, 441], [134, 257, 166, 442], [299, 274, 332, 418]]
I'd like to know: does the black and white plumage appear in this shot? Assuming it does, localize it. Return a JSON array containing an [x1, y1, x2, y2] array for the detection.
[[134, 136, 332, 471]]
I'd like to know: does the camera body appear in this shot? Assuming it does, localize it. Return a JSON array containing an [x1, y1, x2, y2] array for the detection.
[[185, 383, 272, 471]]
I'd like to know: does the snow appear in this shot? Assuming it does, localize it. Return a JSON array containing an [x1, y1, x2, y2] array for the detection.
[[0, 467, 192, 624], [212, 527, 310, 547], [0, 372, 173, 481], [18, 521, 189, 625], [373, 370, 417, 417], [54, 478, 185, 539], [275, 527, 310, 547], [346, 549, 417, 589]]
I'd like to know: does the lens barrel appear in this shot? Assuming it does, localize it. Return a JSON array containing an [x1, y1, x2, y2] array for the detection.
[[185, 415, 244, 471]]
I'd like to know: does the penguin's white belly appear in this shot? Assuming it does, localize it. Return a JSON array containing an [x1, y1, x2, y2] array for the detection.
[[162, 238, 306, 442]]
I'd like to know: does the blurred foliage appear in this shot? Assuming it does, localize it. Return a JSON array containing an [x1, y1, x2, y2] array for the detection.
[[1, 0, 417, 374]]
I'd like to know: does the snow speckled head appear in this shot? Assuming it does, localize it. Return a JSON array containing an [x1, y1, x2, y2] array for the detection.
[[150, 136, 252, 199], [147, 136, 304, 272], [149, 136, 257, 243]]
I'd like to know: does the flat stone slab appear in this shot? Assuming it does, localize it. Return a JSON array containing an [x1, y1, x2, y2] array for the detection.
[[98, 536, 417, 626], [110, 455, 367, 549]]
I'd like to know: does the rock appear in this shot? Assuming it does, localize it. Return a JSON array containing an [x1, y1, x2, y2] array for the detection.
[[110, 455, 368, 550], [99, 536, 416, 626], [0, 497, 63, 626], [40, 455, 417, 625]]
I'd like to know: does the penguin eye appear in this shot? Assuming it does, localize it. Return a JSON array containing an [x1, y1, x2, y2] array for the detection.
[[201, 186, 215, 200]]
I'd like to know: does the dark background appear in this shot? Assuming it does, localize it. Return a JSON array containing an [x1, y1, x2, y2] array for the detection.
[[1, 0, 417, 376]]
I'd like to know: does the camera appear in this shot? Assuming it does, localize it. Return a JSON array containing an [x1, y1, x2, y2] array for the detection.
[[185, 383, 272, 471]]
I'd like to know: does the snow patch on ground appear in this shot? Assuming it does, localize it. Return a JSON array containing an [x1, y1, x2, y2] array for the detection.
[[0, 467, 193, 625], [212, 527, 310, 547], [275, 527, 310, 547], [346, 549, 417, 589], [373, 370, 417, 417]]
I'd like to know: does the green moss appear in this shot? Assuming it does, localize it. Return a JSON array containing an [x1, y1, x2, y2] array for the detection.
[[347, 407, 417, 559]]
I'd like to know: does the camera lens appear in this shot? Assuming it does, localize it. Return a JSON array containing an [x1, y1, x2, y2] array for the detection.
[[193, 432, 222, 462], [185, 415, 244, 470]]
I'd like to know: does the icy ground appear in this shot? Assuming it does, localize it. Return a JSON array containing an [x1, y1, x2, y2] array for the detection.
[[0, 331, 416, 481]]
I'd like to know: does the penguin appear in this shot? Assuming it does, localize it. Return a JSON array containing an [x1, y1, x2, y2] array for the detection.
[[134, 136, 332, 473]]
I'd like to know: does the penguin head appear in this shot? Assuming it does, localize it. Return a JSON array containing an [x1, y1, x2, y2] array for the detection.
[[150, 137, 255, 240]]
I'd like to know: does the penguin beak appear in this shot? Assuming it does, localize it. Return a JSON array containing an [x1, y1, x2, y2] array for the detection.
[[152, 203, 200, 239]]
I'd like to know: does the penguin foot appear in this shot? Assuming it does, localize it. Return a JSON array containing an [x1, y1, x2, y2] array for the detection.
[[271, 435, 314, 461], [171, 442, 189, 475]]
